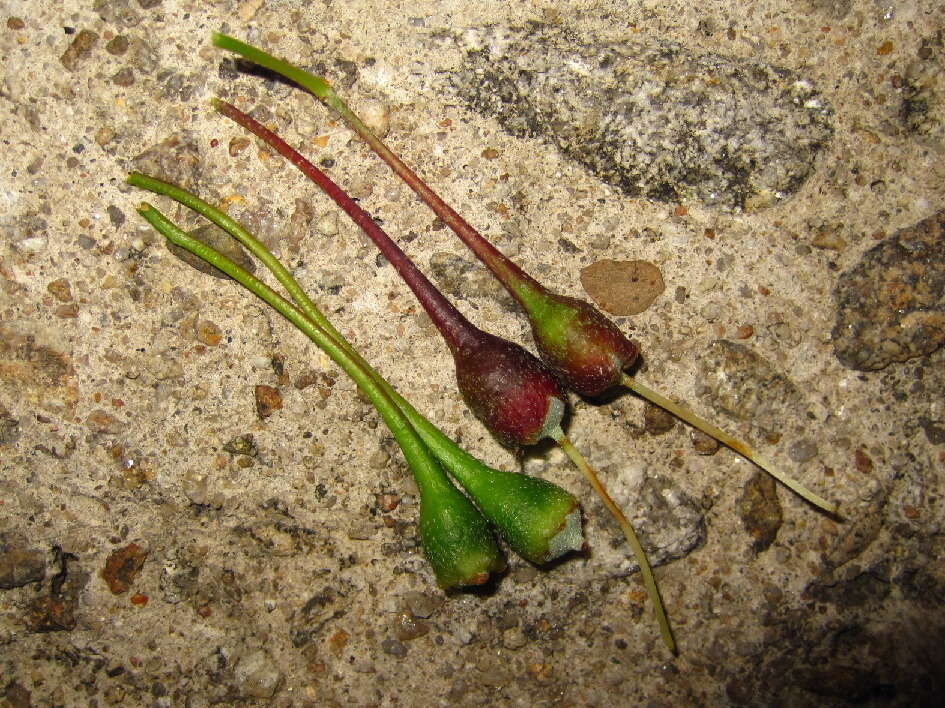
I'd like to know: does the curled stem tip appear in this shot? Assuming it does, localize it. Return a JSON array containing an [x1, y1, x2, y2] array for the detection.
[[622, 375, 838, 516], [551, 429, 676, 655]]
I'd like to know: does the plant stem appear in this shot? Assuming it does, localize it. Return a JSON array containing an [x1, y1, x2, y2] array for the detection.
[[136, 201, 504, 588], [623, 376, 839, 515], [211, 38, 837, 515], [553, 429, 676, 655], [129, 174, 584, 564], [212, 32, 545, 312], [212, 98, 478, 354]]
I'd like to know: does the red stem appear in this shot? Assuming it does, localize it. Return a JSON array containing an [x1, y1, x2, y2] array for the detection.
[[214, 99, 480, 354], [351, 125, 548, 309]]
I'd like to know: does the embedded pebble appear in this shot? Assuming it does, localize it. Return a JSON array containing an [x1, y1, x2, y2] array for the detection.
[[223, 434, 258, 457], [832, 210, 945, 371], [643, 403, 675, 435], [381, 638, 408, 657], [787, 438, 819, 463], [402, 591, 444, 619], [360, 99, 391, 137], [579, 259, 664, 316], [369, 448, 391, 469], [46, 278, 73, 303], [455, 24, 833, 211], [737, 472, 783, 552], [0, 406, 19, 446], [696, 340, 803, 432], [195, 319, 223, 346], [315, 211, 340, 236], [0, 320, 79, 415], [0, 534, 46, 589], [901, 30, 944, 152], [394, 613, 430, 641], [347, 522, 376, 540], [503, 628, 528, 650], [101, 543, 148, 594], [132, 132, 203, 192], [700, 302, 723, 322], [85, 409, 124, 435], [60, 29, 98, 71], [254, 385, 283, 418], [691, 429, 721, 455], [234, 649, 283, 699]]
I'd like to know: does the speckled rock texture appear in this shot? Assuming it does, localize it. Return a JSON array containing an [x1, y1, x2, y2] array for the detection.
[[454, 23, 834, 211], [832, 209, 945, 371], [2, 0, 945, 706]]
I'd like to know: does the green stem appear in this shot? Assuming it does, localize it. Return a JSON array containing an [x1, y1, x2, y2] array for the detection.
[[137, 201, 504, 588], [125, 173, 497, 497], [129, 173, 584, 564]]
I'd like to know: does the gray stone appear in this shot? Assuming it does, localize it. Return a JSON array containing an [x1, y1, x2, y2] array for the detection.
[[454, 24, 833, 211]]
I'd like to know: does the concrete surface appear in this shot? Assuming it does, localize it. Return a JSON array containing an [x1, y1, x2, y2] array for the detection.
[[1, 0, 943, 705]]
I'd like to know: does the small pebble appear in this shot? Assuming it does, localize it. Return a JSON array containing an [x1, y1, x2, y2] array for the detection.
[[228, 136, 251, 156], [360, 99, 391, 137], [111, 67, 134, 86], [254, 385, 283, 418], [511, 565, 539, 583], [223, 434, 257, 456], [47, 278, 73, 302], [0, 535, 46, 589], [347, 522, 376, 540], [14, 235, 47, 254], [644, 404, 676, 435], [691, 429, 720, 455], [60, 29, 97, 71], [86, 409, 124, 435], [315, 211, 339, 236], [195, 319, 222, 346], [395, 613, 430, 641], [381, 638, 407, 657], [101, 543, 148, 594], [503, 628, 528, 650], [811, 229, 846, 251], [787, 438, 818, 463], [234, 649, 283, 699], [735, 324, 754, 339], [700, 302, 722, 321], [105, 35, 129, 55], [580, 259, 665, 315], [375, 493, 399, 511], [402, 591, 443, 619], [368, 448, 390, 469]]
